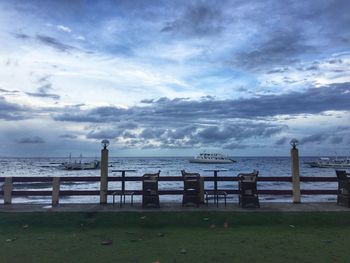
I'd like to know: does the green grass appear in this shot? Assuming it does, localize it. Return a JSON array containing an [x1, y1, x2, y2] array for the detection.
[[1, 212, 350, 263]]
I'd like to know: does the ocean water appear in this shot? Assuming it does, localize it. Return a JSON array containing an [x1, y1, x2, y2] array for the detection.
[[0, 156, 346, 204]]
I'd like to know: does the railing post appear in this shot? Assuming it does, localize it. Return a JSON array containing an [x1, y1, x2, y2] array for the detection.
[[4, 177, 13, 204], [100, 140, 109, 204], [52, 177, 60, 206], [199, 176, 204, 203], [290, 139, 301, 203]]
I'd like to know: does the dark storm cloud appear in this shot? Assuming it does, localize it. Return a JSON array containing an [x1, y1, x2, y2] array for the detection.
[[267, 68, 289, 74], [0, 96, 29, 120], [300, 131, 349, 145], [0, 88, 19, 94], [12, 31, 77, 53], [300, 134, 327, 144], [54, 106, 125, 123], [140, 99, 155, 104], [140, 128, 167, 139], [26, 82, 60, 100], [328, 59, 343, 64], [12, 32, 30, 39], [275, 137, 288, 145], [17, 136, 45, 144], [117, 122, 138, 130], [53, 82, 350, 124], [330, 136, 343, 144], [229, 0, 350, 71], [26, 91, 60, 100], [86, 129, 123, 140], [161, 3, 226, 37], [166, 125, 198, 140], [234, 30, 308, 70], [193, 123, 285, 144], [36, 35, 75, 52], [50, 82, 350, 148]]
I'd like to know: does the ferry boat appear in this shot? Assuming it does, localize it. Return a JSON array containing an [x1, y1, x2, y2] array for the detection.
[[189, 153, 236, 164], [59, 154, 100, 170], [305, 157, 350, 169]]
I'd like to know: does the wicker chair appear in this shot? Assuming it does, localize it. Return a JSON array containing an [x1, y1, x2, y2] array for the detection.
[[238, 170, 260, 208], [181, 170, 201, 207], [336, 170, 350, 207], [142, 171, 160, 208]]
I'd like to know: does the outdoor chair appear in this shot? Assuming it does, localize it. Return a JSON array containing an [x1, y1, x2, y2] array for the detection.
[[238, 170, 260, 208], [181, 170, 201, 207], [142, 170, 160, 208], [336, 170, 350, 207]]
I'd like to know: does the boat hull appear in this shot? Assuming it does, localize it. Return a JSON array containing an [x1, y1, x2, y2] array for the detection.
[[59, 161, 100, 170], [189, 158, 235, 164], [305, 159, 350, 169]]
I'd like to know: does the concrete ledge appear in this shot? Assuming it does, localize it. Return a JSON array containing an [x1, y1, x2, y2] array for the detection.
[[0, 202, 349, 213]]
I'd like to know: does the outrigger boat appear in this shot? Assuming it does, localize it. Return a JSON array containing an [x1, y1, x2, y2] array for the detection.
[[59, 154, 100, 170], [305, 157, 350, 169]]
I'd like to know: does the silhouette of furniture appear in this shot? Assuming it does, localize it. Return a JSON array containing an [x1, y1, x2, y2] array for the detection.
[[204, 169, 228, 207], [181, 170, 201, 207], [142, 171, 160, 208], [112, 169, 137, 207], [336, 170, 350, 207], [238, 170, 260, 208]]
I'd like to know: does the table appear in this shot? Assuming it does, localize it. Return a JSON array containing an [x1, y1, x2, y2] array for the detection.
[[112, 169, 137, 207], [204, 169, 228, 207]]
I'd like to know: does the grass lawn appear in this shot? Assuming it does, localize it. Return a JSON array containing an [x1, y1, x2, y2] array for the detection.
[[1, 211, 350, 263]]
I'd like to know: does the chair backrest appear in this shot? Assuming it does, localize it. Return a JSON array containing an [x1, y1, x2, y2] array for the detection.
[[336, 170, 348, 181], [238, 170, 259, 183], [181, 170, 200, 178], [142, 171, 160, 193], [181, 170, 200, 191], [143, 170, 161, 181], [336, 170, 349, 194]]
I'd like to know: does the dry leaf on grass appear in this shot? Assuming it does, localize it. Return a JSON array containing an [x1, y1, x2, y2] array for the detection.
[[100, 239, 113, 245]]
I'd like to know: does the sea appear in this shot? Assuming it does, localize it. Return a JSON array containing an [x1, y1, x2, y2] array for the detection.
[[0, 156, 346, 204]]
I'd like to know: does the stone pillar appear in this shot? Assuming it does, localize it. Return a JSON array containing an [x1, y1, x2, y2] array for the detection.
[[100, 143, 109, 204], [4, 177, 13, 204], [52, 177, 60, 206], [290, 139, 301, 203]]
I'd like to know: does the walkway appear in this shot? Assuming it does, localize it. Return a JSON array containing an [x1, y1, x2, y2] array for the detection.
[[1, 202, 349, 213]]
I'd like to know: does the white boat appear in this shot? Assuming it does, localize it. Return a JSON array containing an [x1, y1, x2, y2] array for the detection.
[[189, 153, 236, 164], [59, 154, 100, 170], [305, 157, 350, 169]]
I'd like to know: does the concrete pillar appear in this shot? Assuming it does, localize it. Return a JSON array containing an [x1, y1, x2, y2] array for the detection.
[[4, 177, 12, 204], [52, 177, 60, 206], [100, 147, 109, 204], [290, 140, 301, 203]]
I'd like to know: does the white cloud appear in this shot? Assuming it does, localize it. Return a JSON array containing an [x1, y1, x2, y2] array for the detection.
[[57, 25, 72, 33], [74, 35, 85, 41]]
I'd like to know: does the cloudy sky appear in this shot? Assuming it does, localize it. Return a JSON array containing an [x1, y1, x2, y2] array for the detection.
[[0, 0, 350, 157]]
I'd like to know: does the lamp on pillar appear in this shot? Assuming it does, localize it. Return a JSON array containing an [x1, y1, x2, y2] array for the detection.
[[100, 139, 109, 204], [290, 138, 299, 149], [290, 138, 301, 203], [101, 139, 110, 150]]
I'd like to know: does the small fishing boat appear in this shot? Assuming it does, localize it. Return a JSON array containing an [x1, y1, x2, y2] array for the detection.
[[189, 153, 235, 164], [305, 157, 350, 169]]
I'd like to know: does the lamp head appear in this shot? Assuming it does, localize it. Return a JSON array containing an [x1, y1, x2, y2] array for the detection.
[[290, 138, 299, 149], [101, 139, 110, 149]]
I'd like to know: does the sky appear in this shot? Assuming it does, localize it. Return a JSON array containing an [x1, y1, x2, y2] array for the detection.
[[0, 0, 349, 157]]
